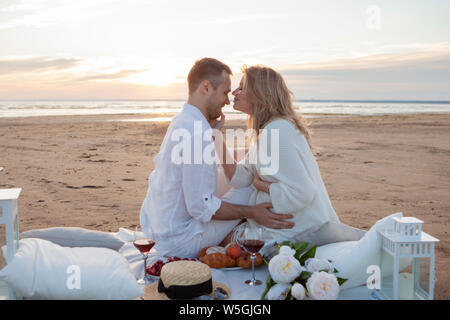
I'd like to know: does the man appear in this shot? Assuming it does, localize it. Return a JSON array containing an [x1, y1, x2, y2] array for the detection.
[[140, 58, 294, 258]]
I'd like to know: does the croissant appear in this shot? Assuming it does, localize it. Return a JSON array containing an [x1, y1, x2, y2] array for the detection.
[[236, 252, 263, 268], [199, 252, 236, 269], [198, 247, 210, 259]]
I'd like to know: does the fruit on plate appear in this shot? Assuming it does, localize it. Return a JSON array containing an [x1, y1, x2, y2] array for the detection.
[[147, 259, 165, 276], [197, 245, 263, 269], [198, 247, 209, 259], [225, 242, 242, 259], [146, 257, 196, 276], [236, 252, 263, 268], [199, 252, 236, 269]]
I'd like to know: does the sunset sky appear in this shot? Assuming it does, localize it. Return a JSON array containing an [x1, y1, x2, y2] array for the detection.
[[1, 0, 449, 100]]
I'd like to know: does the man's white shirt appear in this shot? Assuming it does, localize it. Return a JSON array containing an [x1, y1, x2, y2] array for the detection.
[[139, 103, 222, 255]]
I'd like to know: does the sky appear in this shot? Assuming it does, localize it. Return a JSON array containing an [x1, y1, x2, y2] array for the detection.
[[0, 0, 449, 100]]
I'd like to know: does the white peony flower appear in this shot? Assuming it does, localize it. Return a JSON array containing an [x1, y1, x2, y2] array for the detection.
[[291, 283, 306, 300], [268, 246, 304, 284], [279, 245, 296, 256], [304, 258, 334, 274], [266, 283, 291, 300], [306, 271, 340, 300]]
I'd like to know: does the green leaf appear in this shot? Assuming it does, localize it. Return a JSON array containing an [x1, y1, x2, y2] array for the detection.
[[337, 277, 348, 286], [261, 275, 276, 300], [299, 245, 317, 265], [293, 242, 309, 260], [263, 258, 270, 266], [285, 288, 292, 300], [277, 241, 292, 248], [334, 268, 339, 273], [293, 241, 309, 251], [296, 271, 312, 282]]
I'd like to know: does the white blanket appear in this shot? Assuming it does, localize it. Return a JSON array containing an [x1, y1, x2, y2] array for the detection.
[[117, 229, 377, 300]]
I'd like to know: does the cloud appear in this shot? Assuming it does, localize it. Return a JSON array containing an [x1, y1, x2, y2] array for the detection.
[[279, 43, 450, 78], [75, 69, 147, 81], [0, 0, 120, 29], [0, 78, 188, 100], [276, 43, 450, 99], [0, 55, 146, 83], [0, 0, 43, 12], [0, 56, 82, 74], [192, 13, 292, 25], [1, 43, 449, 100]]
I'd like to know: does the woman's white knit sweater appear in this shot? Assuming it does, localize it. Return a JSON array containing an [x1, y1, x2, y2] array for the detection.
[[227, 118, 340, 242]]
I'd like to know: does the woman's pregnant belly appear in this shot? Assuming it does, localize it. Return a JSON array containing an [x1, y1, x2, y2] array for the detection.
[[248, 187, 325, 242]]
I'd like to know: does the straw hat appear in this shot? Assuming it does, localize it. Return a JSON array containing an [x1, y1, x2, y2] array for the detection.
[[143, 260, 231, 300]]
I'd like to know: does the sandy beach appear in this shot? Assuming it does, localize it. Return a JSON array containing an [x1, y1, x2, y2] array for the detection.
[[0, 113, 449, 299]]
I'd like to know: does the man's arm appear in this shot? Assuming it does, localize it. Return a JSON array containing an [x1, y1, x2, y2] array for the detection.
[[212, 201, 295, 230]]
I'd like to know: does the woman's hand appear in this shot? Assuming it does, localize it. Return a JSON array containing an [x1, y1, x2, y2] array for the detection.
[[253, 170, 272, 194], [211, 112, 236, 181], [209, 110, 225, 130]]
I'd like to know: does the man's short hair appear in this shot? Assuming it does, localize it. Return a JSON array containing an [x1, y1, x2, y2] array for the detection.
[[187, 58, 232, 94]]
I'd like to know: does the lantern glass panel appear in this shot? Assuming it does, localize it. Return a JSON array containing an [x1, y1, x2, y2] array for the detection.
[[0, 201, 20, 267], [380, 249, 393, 298], [13, 209, 19, 252], [380, 249, 414, 300], [412, 257, 431, 300], [0, 224, 5, 270]]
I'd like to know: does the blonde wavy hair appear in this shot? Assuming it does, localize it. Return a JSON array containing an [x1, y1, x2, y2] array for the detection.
[[242, 65, 312, 148]]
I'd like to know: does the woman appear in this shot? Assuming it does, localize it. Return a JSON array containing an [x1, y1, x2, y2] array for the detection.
[[215, 65, 363, 254]]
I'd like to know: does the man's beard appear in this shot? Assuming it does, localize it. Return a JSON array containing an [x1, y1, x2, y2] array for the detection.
[[206, 101, 221, 121]]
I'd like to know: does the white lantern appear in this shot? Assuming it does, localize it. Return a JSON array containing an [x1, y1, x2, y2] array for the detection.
[[0, 188, 22, 300], [377, 217, 439, 300]]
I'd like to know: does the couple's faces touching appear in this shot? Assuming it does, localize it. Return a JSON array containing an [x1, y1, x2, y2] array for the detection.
[[204, 74, 251, 122], [232, 78, 251, 115]]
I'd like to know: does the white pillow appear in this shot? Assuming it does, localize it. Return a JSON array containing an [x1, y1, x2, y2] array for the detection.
[[293, 221, 366, 247], [0, 238, 143, 300], [20, 227, 125, 250], [261, 221, 367, 260], [315, 212, 410, 290]]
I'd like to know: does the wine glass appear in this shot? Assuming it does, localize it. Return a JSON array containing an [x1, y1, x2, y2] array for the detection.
[[133, 226, 155, 286], [236, 225, 265, 286]]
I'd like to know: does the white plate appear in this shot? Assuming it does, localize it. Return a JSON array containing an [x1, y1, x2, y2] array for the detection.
[[219, 267, 244, 271]]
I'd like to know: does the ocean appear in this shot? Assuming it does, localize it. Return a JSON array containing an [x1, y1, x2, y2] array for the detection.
[[0, 100, 449, 119]]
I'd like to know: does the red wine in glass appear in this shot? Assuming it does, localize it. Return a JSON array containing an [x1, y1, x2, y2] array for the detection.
[[238, 226, 265, 286], [241, 239, 264, 253], [133, 239, 155, 254]]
